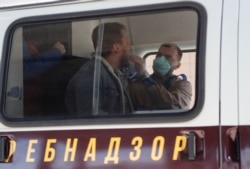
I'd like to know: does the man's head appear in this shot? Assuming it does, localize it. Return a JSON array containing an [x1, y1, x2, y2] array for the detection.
[[92, 22, 131, 68], [153, 43, 182, 77]]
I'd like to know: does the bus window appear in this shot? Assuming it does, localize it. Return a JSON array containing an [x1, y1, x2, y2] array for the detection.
[[4, 7, 202, 121]]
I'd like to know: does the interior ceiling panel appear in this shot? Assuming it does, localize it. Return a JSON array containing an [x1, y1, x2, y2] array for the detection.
[[103, 10, 197, 45], [72, 10, 197, 56], [129, 11, 198, 45]]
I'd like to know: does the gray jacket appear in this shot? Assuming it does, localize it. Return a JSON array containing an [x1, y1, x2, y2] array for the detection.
[[65, 58, 133, 116]]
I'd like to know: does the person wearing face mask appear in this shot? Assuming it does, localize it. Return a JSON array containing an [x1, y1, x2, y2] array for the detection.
[[129, 43, 192, 110], [65, 22, 133, 115]]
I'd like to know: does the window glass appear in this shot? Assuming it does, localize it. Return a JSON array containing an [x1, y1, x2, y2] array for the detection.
[[4, 9, 199, 119]]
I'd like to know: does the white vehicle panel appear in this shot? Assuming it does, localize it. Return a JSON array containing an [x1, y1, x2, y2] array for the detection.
[[0, 0, 222, 130]]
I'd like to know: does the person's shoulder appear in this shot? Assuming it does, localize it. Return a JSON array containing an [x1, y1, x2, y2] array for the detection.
[[173, 80, 192, 95], [173, 74, 187, 81], [171, 74, 191, 86], [68, 59, 94, 84], [76, 59, 95, 73]]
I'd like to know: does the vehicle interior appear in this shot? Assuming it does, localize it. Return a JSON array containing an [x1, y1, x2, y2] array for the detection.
[[5, 9, 197, 119]]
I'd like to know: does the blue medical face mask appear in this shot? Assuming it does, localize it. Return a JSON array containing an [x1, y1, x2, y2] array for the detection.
[[153, 56, 171, 77]]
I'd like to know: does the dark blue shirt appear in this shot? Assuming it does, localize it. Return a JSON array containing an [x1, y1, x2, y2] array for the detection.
[[23, 41, 63, 80]]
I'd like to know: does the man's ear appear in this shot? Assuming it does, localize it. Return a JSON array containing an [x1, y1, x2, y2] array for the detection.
[[174, 62, 181, 70], [113, 43, 121, 52]]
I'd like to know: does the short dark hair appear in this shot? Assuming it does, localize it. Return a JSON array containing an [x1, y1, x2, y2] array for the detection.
[[175, 45, 183, 61], [161, 43, 183, 61], [92, 22, 126, 57]]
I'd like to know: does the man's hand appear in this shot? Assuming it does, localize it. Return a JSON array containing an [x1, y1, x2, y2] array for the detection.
[[54, 42, 66, 54], [129, 55, 146, 76]]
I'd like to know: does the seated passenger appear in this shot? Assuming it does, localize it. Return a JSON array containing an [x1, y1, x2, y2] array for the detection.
[[65, 22, 133, 116], [129, 43, 192, 110], [23, 30, 66, 80]]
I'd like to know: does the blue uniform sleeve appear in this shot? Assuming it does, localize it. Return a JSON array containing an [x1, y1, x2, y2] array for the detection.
[[23, 45, 63, 80]]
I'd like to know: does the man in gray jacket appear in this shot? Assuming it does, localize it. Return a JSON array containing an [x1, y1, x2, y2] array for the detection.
[[65, 22, 133, 116]]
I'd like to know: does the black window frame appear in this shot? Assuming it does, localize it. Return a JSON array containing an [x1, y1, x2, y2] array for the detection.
[[0, 1, 207, 126]]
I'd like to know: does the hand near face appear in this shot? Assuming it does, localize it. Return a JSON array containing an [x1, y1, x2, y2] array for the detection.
[[53, 42, 66, 54], [129, 55, 146, 76]]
